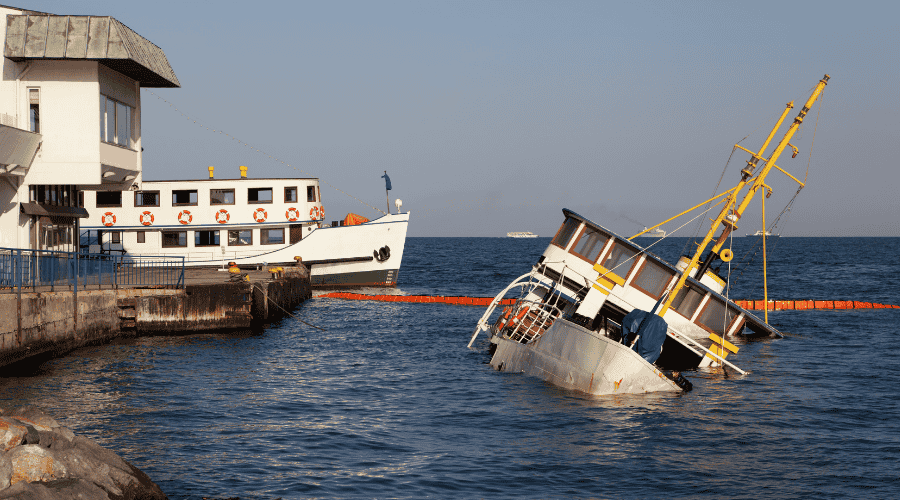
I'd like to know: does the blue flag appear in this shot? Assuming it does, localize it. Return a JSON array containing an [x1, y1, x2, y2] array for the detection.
[[382, 172, 392, 191]]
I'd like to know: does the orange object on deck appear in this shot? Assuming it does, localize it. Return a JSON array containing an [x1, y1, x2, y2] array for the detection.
[[343, 213, 370, 226]]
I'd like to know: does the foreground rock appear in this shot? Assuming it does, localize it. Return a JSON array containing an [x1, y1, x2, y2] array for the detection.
[[0, 406, 165, 500]]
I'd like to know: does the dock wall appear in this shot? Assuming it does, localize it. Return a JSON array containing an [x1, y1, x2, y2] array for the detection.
[[0, 273, 311, 368]]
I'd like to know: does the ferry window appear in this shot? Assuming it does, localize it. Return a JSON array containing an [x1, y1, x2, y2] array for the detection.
[[136, 231, 145, 244], [249, 188, 273, 204], [172, 190, 198, 206], [195, 230, 220, 247], [135, 191, 159, 207], [631, 259, 676, 299], [551, 218, 581, 249], [306, 186, 316, 202], [285, 187, 298, 203], [570, 226, 609, 263], [29, 88, 39, 133], [96, 191, 122, 207], [261, 228, 284, 245], [228, 230, 253, 246], [600, 241, 639, 277], [162, 231, 187, 247], [100, 95, 132, 148], [210, 189, 235, 205], [672, 287, 705, 319], [696, 299, 737, 336], [110, 231, 121, 244]]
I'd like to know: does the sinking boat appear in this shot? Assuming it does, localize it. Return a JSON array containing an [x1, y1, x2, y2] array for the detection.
[[468, 75, 830, 395]]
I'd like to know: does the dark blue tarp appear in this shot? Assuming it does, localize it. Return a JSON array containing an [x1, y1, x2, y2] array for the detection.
[[621, 309, 668, 364], [382, 172, 392, 191]]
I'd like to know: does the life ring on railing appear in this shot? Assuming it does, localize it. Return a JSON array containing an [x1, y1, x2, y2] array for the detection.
[[253, 208, 268, 223], [102, 212, 116, 227], [139, 211, 154, 226], [720, 248, 734, 262], [285, 207, 300, 221], [309, 206, 320, 220], [177, 210, 192, 224], [215, 209, 230, 224]]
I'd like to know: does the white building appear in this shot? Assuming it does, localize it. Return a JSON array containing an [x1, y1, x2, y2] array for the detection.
[[0, 4, 178, 253]]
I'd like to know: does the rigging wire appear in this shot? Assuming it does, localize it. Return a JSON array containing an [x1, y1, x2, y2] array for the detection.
[[144, 90, 387, 216]]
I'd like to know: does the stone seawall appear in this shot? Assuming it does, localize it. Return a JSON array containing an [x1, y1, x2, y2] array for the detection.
[[0, 271, 311, 369]]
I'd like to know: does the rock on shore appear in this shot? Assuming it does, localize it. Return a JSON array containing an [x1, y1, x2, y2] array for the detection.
[[0, 406, 165, 499]]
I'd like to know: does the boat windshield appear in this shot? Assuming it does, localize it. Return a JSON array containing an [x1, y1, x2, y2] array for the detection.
[[552, 218, 581, 249], [570, 226, 609, 262]]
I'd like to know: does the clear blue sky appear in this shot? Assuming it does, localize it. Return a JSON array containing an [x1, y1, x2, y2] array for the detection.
[[24, 1, 900, 236]]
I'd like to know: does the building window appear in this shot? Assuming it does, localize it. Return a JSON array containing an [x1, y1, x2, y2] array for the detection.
[[162, 231, 187, 247], [172, 190, 198, 206], [136, 231, 146, 244], [195, 230, 220, 246], [96, 191, 122, 207], [261, 228, 284, 245], [248, 188, 272, 204], [100, 95, 132, 148], [285, 187, 297, 203], [28, 88, 39, 133], [29, 185, 79, 207], [210, 189, 235, 205], [110, 231, 121, 244], [228, 230, 252, 246], [135, 191, 160, 207], [306, 186, 316, 202]]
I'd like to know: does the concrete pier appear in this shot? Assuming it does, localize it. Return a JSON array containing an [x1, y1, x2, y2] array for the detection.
[[0, 267, 311, 369]]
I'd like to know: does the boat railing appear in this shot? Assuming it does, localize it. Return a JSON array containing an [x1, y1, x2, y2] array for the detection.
[[503, 298, 564, 344], [0, 247, 185, 292]]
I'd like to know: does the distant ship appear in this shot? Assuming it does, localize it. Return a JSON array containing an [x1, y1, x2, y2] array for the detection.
[[507, 232, 538, 238], [747, 230, 774, 237], [642, 227, 666, 238]]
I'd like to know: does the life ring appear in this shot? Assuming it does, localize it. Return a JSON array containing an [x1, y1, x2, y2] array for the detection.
[[177, 210, 192, 225], [139, 211, 155, 226], [253, 208, 268, 223], [215, 209, 230, 224], [319, 206, 324, 220], [309, 206, 320, 220], [285, 207, 300, 221], [102, 212, 116, 227], [720, 248, 734, 262]]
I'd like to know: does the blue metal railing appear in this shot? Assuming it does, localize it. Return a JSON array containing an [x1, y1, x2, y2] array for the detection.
[[0, 248, 185, 292]]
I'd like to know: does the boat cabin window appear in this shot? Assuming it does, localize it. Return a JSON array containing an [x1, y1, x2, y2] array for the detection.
[[306, 186, 316, 202], [134, 191, 159, 207], [570, 226, 609, 263], [631, 258, 676, 299], [249, 188, 273, 204], [551, 218, 581, 250], [96, 191, 122, 207], [110, 231, 121, 244], [671, 286, 705, 319], [136, 231, 145, 244], [261, 228, 284, 245], [696, 298, 738, 336], [195, 230, 220, 247], [228, 230, 252, 246], [285, 187, 298, 203], [599, 241, 639, 277], [172, 190, 198, 206], [210, 189, 235, 205], [162, 231, 187, 248]]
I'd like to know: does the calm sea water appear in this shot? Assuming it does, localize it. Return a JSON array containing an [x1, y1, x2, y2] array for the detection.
[[2, 236, 899, 499]]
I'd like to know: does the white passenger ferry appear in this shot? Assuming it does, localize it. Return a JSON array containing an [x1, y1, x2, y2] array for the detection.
[[507, 232, 538, 238], [80, 168, 409, 287]]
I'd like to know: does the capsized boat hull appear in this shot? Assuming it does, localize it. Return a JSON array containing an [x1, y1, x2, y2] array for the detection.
[[490, 318, 681, 395]]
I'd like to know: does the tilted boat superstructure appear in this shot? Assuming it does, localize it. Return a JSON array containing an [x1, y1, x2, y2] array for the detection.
[[469, 75, 830, 395]]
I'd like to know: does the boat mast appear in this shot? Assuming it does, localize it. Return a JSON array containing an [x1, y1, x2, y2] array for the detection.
[[658, 74, 829, 318]]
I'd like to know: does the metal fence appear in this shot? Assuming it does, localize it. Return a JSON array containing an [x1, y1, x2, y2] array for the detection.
[[0, 247, 184, 292]]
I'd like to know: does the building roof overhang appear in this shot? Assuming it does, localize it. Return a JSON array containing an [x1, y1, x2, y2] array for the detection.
[[21, 202, 89, 219], [4, 14, 179, 88], [0, 124, 41, 175]]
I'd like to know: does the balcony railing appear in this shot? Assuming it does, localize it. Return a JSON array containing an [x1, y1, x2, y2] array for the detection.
[[0, 247, 184, 292]]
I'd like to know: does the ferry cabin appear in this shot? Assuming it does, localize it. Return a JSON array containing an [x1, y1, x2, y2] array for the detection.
[[80, 175, 326, 264], [515, 209, 778, 366]]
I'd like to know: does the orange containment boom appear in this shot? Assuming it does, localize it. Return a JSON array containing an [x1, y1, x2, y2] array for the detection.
[[734, 300, 899, 311], [318, 292, 515, 307]]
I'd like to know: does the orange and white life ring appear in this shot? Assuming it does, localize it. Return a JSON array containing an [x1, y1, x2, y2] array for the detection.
[[215, 209, 230, 224], [253, 208, 268, 223], [177, 210, 192, 224], [139, 211, 155, 226], [102, 212, 116, 227], [285, 207, 300, 221], [319, 206, 324, 220], [309, 206, 318, 220]]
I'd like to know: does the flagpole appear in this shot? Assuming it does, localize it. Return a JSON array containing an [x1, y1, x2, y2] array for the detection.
[[385, 170, 390, 214]]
